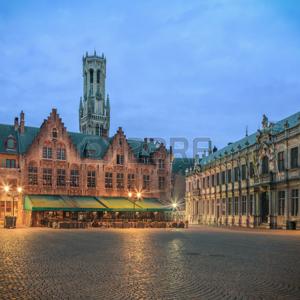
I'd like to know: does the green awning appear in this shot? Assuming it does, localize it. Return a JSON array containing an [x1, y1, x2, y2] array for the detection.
[[60, 196, 106, 211], [97, 197, 143, 212], [135, 198, 172, 212], [24, 195, 106, 212], [24, 195, 172, 213]]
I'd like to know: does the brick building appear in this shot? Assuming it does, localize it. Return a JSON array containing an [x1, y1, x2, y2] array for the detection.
[[0, 52, 173, 226], [0, 109, 172, 226]]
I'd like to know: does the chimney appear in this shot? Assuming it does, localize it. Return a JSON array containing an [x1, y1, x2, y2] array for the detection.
[[19, 111, 25, 134], [14, 117, 19, 131]]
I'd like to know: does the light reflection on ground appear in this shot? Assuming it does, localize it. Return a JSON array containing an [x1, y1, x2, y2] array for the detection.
[[0, 226, 300, 299]]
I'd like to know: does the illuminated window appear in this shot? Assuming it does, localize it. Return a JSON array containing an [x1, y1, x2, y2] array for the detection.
[[57, 169, 66, 187], [105, 172, 113, 188], [28, 165, 38, 185], [43, 168, 52, 186], [70, 169, 79, 187], [116, 173, 124, 189], [127, 174, 135, 190], [87, 171, 96, 188]]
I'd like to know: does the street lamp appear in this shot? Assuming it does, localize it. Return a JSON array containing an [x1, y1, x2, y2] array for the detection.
[[128, 191, 142, 220], [3, 185, 23, 218]]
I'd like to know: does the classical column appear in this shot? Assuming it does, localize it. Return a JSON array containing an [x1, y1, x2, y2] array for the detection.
[[254, 192, 259, 226], [268, 188, 274, 228], [284, 188, 289, 229]]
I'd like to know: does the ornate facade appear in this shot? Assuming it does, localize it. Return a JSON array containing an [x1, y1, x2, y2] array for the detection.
[[186, 112, 300, 229]]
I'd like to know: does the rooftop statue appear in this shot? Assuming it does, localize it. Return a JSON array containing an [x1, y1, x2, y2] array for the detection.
[[262, 114, 269, 129]]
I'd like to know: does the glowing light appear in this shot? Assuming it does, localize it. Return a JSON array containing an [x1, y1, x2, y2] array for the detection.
[[137, 192, 142, 199], [128, 192, 132, 198], [17, 187, 23, 193], [3, 185, 10, 193], [172, 203, 177, 209]]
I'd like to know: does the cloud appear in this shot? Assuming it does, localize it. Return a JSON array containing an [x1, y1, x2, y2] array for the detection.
[[0, 0, 299, 156]]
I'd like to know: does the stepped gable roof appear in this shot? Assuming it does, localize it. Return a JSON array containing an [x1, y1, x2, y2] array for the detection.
[[0, 124, 165, 159]]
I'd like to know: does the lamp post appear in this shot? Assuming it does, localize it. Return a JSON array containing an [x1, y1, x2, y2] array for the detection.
[[128, 191, 142, 220], [172, 202, 178, 222], [3, 185, 23, 228]]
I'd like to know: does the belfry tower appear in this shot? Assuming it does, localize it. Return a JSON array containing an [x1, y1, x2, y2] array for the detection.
[[79, 51, 110, 137]]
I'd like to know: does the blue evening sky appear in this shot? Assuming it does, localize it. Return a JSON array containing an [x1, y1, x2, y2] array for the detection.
[[0, 0, 299, 156]]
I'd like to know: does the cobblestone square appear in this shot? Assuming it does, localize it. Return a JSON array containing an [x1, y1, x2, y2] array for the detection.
[[0, 226, 300, 299]]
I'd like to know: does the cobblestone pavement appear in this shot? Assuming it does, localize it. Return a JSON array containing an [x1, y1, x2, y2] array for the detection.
[[0, 226, 300, 300]]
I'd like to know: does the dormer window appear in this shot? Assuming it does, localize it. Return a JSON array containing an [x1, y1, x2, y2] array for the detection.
[[5, 136, 16, 151], [52, 128, 58, 139]]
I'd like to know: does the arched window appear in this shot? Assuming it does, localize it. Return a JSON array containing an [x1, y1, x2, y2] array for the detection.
[[97, 70, 100, 83], [89, 69, 94, 84], [262, 156, 269, 174]]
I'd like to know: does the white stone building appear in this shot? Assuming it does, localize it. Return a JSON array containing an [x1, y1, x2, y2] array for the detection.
[[186, 112, 300, 229]]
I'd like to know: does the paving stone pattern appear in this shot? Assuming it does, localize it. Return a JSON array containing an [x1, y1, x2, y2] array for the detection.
[[0, 226, 300, 300]]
